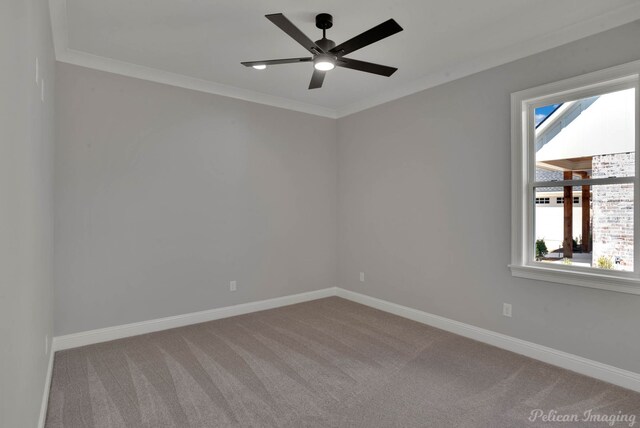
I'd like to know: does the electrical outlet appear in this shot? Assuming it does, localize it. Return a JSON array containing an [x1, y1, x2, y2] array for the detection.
[[359, 272, 365, 282], [503, 303, 512, 317], [230, 280, 237, 292]]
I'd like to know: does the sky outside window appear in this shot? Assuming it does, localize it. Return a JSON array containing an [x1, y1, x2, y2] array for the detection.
[[535, 104, 561, 127]]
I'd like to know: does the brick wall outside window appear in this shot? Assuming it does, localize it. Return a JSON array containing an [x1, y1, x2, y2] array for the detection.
[[592, 152, 635, 269]]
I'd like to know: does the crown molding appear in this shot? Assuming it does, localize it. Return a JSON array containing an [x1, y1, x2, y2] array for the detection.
[[56, 49, 339, 118], [49, 0, 640, 119], [335, 3, 640, 118], [48, 0, 337, 118]]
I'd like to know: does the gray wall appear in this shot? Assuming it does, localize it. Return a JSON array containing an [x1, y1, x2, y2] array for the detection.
[[54, 64, 338, 335], [0, 0, 55, 426], [337, 21, 640, 374]]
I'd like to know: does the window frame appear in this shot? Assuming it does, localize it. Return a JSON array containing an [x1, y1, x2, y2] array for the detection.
[[510, 60, 640, 295]]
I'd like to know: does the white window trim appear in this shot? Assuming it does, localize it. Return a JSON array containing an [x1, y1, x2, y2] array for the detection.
[[510, 59, 640, 295]]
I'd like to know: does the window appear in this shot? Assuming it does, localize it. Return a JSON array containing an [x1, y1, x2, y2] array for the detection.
[[556, 197, 581, 204], [510, 61, 640, 294]]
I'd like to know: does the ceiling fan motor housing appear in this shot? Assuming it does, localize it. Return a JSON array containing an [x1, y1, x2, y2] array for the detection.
[[315, 37, 336, 52]]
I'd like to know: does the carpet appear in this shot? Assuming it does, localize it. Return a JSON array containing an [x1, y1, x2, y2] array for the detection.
[[45, 297, 640, 427]]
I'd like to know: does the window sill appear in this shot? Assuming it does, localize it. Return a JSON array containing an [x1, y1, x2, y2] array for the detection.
[[509, 264, 640, 295]]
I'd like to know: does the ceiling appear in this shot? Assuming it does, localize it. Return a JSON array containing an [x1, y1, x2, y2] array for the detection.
[[50, 0, 640, 118]]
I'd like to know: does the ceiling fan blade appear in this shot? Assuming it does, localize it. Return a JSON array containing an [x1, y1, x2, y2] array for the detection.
[[308, 69, 325, 89], [241, 57, 312, 67], [337, 58, 397, 76], [330, 19, 402, 57], [266, 13, 323, 55]]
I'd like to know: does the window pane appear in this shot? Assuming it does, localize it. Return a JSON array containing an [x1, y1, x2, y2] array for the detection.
[[534, 88, 635, 182], [533, 184, 633, 271]]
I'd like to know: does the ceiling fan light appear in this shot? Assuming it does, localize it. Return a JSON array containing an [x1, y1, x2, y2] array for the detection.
[[314, 61, 334, 71], [313, 55, 335, 71], [252, 64, 267, 70]]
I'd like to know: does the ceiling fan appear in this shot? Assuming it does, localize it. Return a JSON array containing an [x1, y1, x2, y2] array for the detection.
[[241, 13, 403, 89]]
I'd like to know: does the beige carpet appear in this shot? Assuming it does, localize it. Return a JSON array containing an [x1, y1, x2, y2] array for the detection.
[[46, 297, 640, 427]]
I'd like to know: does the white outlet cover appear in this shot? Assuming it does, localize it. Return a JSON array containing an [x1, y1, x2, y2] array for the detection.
[[503, 303, 512, 317], [230, 280, 237, 292], [360, 272, 365, 282]]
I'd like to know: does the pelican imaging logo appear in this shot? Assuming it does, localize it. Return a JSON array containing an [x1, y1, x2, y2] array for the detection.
[[528, 409, 636, 426]]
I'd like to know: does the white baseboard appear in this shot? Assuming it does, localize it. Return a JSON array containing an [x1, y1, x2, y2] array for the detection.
[[50, 286, 640, 394], [53, 287, 337, 351], [336, 288, 640, 393], [38, 347, 55, 428]]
